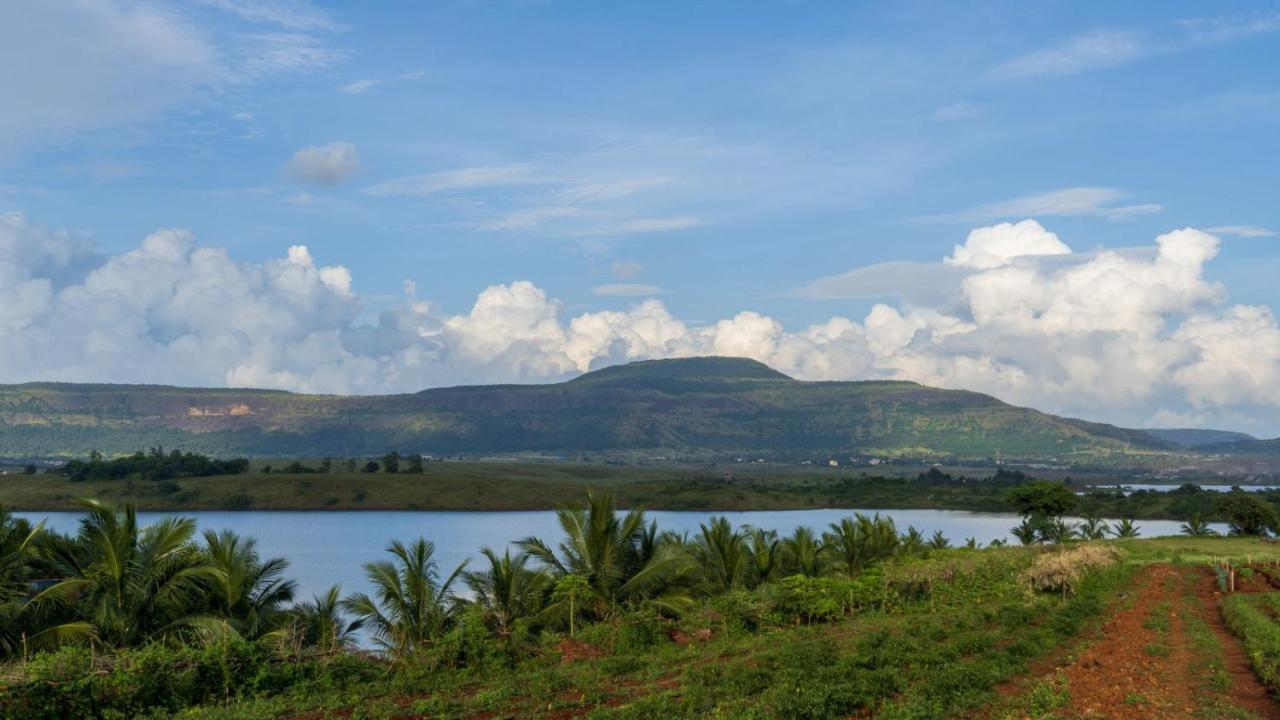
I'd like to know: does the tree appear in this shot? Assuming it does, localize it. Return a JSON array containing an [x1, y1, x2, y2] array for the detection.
[[341, 538, 466, 658], [319, 458, 332, 473], [202, 529, 296, 640], [285, 586, 362, 654], [361, 461, 380, 474], [463, 548, 548, 635], [927, 530, 950, 550], [1110, 518, 1140, 538], [405, 453, 425, 474], [382, 452, 401, 474], [821, 514, 899, 578], [344, 459, 357, 473], [1004, 481, 1078, 519], [1217, 493, 1279, 536], [21, 464, 37, 475], [1078, 514, 1108, 540], [691, 517, 751, 593], [899, 526, 927, 555], [742, 526, 780, 584], [1180, 513, 1218, 537], [1040, 518, 1078, 544], [32, 500, 221, 649], [780, 526, 826, 577], [550, 575, 590, 637], [1011, 518, 1040, 546], [0, 504, 44, 658], [517, 492, 692, 618]]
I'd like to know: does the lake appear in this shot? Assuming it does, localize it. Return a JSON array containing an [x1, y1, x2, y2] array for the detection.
[[15, 508, 1218, 607]]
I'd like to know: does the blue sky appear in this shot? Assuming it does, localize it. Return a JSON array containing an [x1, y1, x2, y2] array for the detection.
[[2, 1, 1280, 432]]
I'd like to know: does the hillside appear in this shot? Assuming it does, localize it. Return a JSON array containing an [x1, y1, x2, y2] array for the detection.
[[1143, 428, 1256, 448], [0, 357, 1176, 461]]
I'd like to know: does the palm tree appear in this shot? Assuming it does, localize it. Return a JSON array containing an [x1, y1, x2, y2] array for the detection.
[[822, 514, 899, 578], [1078, 514, 1108, 540], [0, 505, 44, 658], [285, 585, 363, 654], [33, 500, 220, 649], [691, 517, 751, 593], [1110, 518, 1141, 538], [743, 526, 780, 584], [1011, 518, 1040, 546], [780, 526, 826, 577], [900, 526, 927, 555], [927, 530, 951, 550], [1040, 518, 1078, 544], [463, 548, 548, 635], [964, 537, 980, 549], [202, 529, 296, 640], [517, 492, 692, 618], [1180, 513, 1218, 537], [341, 538, 466, 658]]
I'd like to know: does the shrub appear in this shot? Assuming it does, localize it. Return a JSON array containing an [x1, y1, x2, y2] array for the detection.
[[1021, 544, 1120, 597]]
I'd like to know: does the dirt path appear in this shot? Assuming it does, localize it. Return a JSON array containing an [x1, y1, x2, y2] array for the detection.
[[1002, 563, 1280, 720]]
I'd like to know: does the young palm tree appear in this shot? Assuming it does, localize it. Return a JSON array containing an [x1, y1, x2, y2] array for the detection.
[[517, 492, 692, 618], [743, 525, 780, 585], [463, 548, 549, 635], [285, 585, 363, 654], [1040, 518, 1078, 544], [691, 517, 751, 593], [33, 500, 220, 649], [822, 514, 899, 578], [964, 537, 980, 549], [780, 526, 826, 577], [1011, 518, 1039, 546], [1078, 514, 1108, 540], [899, 526, 927, 555], [927, 530, 951, 550], [341, 538, 466, 658], [1110, 518, 1141, 538], [202, 529, 296, 640], [1180, 513, 1218, 537]]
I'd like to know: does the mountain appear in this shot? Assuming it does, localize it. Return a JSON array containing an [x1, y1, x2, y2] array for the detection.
[[0, 357, 1176, 461], [1142, 428, 1256, 448]]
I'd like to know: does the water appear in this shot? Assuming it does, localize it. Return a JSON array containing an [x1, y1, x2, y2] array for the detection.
[[15, 509, 1217, 607], [1079, 484, 1279, 495]]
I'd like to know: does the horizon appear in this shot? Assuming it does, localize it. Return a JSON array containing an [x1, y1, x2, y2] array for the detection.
[[3, 2, 1280, 433]]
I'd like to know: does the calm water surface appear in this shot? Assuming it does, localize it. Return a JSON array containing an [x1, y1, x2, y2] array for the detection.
[[16, 509, 1217, 606]]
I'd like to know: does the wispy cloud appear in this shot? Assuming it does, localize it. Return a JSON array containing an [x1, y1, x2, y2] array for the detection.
[[915, 187, 1162, 224], [578, 216, 703, 236], [558, 176, 670, 203], [1207, 225, 1277, 238], [478, 206, 590, 231], [365, 164, 540, 196], [592, 283, 663, 297], [933, 102, 983, 121], [340, 78, 380, 95], [989, 29, 1145, 81], [239, 33, 348, 78], [199, 0, 338, 31], [989, 13, 1280, 81]]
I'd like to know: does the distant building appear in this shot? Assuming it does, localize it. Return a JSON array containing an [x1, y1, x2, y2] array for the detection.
[[828, 459, 839, 467]]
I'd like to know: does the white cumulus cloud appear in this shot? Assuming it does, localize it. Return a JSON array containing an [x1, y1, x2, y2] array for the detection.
[[3, 213, 1280, 433], [285, 142, 361, 185]]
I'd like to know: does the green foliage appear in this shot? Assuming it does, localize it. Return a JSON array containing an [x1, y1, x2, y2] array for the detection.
[[59, 448, 248, 482], [1217, 492, 1280, 536], [1004, 481, 1078, 518], [1222, 593, 1280, 690]]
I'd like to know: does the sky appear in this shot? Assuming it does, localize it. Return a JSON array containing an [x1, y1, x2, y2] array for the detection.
[[1, 0, 1279, 434]]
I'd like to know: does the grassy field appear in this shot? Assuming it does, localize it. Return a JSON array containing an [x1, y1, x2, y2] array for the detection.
[[6, 536, 1277, 719]]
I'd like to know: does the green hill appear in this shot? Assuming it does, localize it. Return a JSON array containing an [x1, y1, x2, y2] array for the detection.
[[0, 357, 1176, 461]]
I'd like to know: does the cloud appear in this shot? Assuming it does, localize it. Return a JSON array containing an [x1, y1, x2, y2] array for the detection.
[[198, 0, 338, 31], [285, 142, 361, 185], [1206, 225, 1276, 238], [578, 217, 703, 236], [6, 213, 1280, 431], [340, 78, 380, 95], [592, 284, 663, 297], [366, 164, 539, 197], [478, 207, 591, 231], [988, 14, 1280, 82], [399, 69, 428, 81], [611, 260, 645, 280], [917, 187, 1162, 224], [989, 29, 1145, 81]]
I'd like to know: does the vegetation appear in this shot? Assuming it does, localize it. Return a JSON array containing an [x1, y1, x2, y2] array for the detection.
[[0, 358, 1184, 461], [4, 491, 1279, 719], [58, 448, 249, 483]]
